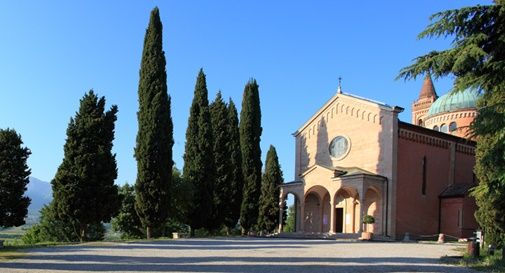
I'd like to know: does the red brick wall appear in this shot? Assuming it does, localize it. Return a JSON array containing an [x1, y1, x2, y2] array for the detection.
[[397, 136, 451, 238], [440, 198, 463, 238], [454, 151, 475, 185]]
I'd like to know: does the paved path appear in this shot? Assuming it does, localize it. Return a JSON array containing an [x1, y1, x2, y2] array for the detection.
[[0, 238, 476, 273]]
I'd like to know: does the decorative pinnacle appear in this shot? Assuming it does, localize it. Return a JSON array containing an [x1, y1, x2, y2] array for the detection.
[[337, 76, 342, 94]]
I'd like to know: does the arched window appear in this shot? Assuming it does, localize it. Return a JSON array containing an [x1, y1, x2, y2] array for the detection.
[[449, 122, 457, 132], [418, 119, 423, 126], [440, 123, 448, 133], [433, 125, 439, 131]]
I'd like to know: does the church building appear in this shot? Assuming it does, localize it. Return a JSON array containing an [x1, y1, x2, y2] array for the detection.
[[279, 75, 479, 240]]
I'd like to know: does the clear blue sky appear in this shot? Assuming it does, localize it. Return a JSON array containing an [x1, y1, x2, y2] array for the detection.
[[0, 0, 490, 184]]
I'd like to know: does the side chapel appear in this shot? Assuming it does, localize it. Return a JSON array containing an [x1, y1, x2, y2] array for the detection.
[[279, 75, 479, 240]]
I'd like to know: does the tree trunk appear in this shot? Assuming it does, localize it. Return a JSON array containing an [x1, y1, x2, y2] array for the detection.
[[502, 247, 504, 260], [146, 226, 152, 239], [241, 227, 246, 236], [80, 226, 86, 243]]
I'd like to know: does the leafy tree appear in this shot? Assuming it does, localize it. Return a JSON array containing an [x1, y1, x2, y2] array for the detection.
[[112, 184, 144, 239], [209, 91, 232, 230], [397, 1, 505, 257], [52, 90, 119, 242], [183, 69, 215, 233], [0, 129, 30, 228], [224, 99, 244, 232], [134, 7, 174, 239], [168, 167, 193, 226], [239, 79, 263, 233], [22, 202, 104, 244], [283, 205, 296, 232], [257, 145, 284, 234]]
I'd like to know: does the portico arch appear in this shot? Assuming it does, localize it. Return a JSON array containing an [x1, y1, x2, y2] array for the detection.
[[364, 187, 382, 234], [304, 186, 331, 233], [281, 191, 302, 232], [334, 188, 360, 234]]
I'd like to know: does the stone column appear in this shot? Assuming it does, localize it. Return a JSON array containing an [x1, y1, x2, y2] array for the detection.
[[358, 195, 366, 233], [299, 199, 305, 232], [329, 195, 336, 234], [278, 197, 284, 233]]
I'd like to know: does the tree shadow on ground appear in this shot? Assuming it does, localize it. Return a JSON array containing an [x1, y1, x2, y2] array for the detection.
[[0, 239, 473, 273]]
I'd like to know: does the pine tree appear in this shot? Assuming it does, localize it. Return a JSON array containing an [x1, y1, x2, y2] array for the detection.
[[52, 90, 119, 242], [134, 7, 173, 239], [209, 92, 232, 230], [398, 2, 505, 257], [239, 79, 262, 233], [183, 69, 215, 232], [257, 145, 284, 234], [0, 129, 31, 228], [224, 99, 244, 231]]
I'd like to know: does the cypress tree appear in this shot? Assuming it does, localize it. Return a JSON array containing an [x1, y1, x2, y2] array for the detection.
[[0, 129, 31, 228], [209, 91, 232, 230], [224, 99, 244, 231], [183, 69, 215, 232], [52, 90, 119, 242], [134, 7, 173, 239], [239, 79, 262, 233], [257, 145, 284, 234]]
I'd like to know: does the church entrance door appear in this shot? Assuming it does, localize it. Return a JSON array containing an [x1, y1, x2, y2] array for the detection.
[[335, 208, 344, 233]]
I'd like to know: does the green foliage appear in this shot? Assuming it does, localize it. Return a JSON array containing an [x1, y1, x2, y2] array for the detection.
[[472, 91, 505, 248], [363, 215, 375, 224], [51, 90, 119, 242], [183, 69, 215, 231], [22, 202, 104, 244], [225, 99, 244, 230], [257, 145, 283, 234], [283, 205, 296, 232], [398, 2, 505, 252], [112, 168, 190, 240], [239, 79, 263, 233], [134, 7, 174, 239], [209, 92, 232, 230], [168, 167, 193, 226], [111, 184, 144, 239], [0, 129, 30, 228]]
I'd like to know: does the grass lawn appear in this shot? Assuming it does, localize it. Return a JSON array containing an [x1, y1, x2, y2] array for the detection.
[[0, 226, 27, 244], [442, 245, 505, 272], [464, 249, 505, 272]]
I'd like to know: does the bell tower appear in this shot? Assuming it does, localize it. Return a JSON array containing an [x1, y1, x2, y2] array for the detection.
[[412, 73, 438, 126]]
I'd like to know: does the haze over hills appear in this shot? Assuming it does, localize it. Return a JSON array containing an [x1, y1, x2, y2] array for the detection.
[[26, 177, 52, 222]]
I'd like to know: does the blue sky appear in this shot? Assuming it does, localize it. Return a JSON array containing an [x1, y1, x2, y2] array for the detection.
[[0, 1, 490, 184]]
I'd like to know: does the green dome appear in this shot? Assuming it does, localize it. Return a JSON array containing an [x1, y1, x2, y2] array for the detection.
[[427, 88, 480, 117]]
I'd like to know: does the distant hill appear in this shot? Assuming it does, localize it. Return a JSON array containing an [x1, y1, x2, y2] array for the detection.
[[26, 177, 52, 222]]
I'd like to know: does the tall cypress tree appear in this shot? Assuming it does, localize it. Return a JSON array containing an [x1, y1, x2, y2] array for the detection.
[[183, 69, 215, 232], [134, 7, 173, 239], [224, 99, 244, 231], [239, 79, 262, 233], [257, 145, 284, 234], [52, 90, 119, 242], [0, 129, 31, 228], [209, 91, 232, 230]]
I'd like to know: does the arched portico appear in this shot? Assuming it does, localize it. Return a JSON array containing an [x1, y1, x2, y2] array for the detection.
[[333, 187, 360, 234], [279, 168, 387, 238], [364, 187, 383, 234], [304, 185, 331, 233]]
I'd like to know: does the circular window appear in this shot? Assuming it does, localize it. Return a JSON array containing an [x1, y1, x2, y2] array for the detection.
[[329, 136, 350, 160]]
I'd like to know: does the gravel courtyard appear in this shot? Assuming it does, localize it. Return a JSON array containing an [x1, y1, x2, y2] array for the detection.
[[0, 238, 476, 273]]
